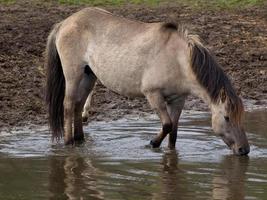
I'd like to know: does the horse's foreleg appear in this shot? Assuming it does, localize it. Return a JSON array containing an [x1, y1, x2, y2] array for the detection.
[[145, 91, 172, 148], [74, 72, 96, 141], [166, 98, 185, 149]]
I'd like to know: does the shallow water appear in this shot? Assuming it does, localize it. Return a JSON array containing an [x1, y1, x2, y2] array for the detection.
[[0, 110, 266, 200]]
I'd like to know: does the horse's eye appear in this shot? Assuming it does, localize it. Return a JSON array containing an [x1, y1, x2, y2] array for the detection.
[[224, 116, 230, 122]]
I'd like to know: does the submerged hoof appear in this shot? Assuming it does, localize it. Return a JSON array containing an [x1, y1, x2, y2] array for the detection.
[[150, 139, 161, 148], [74, 134, 85, 143], [168, 144, 176, 150]]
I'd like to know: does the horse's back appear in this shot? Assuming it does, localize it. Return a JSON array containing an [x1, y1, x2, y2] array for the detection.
[[56, 8, 184, 97]]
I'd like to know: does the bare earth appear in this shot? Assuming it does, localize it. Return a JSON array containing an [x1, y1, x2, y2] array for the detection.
[[0, 1, 266, 128]]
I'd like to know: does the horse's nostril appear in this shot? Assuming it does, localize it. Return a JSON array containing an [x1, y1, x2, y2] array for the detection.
[[238, 146, 250, 155]]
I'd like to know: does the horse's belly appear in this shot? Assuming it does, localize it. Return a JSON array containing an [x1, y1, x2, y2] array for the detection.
[[99, 72, 143, 97], [85, 41, 148, 97], [90, 63, 144, 97]]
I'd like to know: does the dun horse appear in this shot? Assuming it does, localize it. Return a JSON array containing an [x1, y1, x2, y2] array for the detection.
[[45, 8, 249, 155]]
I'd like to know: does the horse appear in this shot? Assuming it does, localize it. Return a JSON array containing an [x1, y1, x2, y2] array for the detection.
[[45, 7, 250, 155]]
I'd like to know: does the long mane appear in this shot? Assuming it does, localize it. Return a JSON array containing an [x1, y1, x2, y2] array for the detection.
[[191, 42, 244, 124], [161, 22, 244, 125], [163, 23, 245, 125]]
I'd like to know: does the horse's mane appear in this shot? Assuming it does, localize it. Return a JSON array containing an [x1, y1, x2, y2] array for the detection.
[[191, 42, 244, 124], [162, 22, 244, 125], [161, 22, 243, 125], [190, 41, 244, 126]]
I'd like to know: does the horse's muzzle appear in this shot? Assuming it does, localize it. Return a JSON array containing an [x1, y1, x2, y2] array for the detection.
[[233, 145, 250, 156]]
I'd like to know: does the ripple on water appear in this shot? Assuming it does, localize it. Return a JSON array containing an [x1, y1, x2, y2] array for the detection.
[[0, 111, 267, 200], [0, 112, 266, 161]]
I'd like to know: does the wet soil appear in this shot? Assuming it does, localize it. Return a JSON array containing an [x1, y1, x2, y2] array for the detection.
[[0, 1, 266, 128]]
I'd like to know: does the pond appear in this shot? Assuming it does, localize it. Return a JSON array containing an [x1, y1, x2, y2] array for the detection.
[[0, 110, 266, 200]]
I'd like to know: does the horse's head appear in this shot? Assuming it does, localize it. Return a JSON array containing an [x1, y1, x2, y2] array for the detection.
[[211, 88, 250, 156], [188, 40, 249, 155]]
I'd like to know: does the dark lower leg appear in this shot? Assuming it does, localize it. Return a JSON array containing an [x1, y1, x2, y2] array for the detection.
[[168, 126, 178, 149], [74, 74, 96, 141], [145, 91, 172, 148], [150, 122, 173, 148], [74, 105, 84, 141], [167, 99, 185, 149]]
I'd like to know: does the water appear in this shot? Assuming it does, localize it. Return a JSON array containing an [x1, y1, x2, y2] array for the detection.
[[0, 111, 266, 200]]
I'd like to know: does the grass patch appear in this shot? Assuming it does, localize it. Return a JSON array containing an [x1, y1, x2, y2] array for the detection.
[[57, 0, 162, 6], [57, 0, 265, 7], [1, 0, 265, 8], [178, 0, 266, 9], [0, 0, 16, 4]]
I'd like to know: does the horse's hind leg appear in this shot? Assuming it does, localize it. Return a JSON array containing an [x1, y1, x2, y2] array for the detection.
[[166, 98, 185, 149], [82, 90, 94, 122], [145, 91, 172, 148], [74, 66, 96, 141], [64, 76, 82, 145]]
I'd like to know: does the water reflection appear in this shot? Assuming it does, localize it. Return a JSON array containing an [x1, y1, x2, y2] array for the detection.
[[48, 155, 104, 200], [152, 151, 250, 200], [0, 111, 266, 200], [212, 156, 249, 200], [245, 110, 267, 136], [152, 150, 189, 200]]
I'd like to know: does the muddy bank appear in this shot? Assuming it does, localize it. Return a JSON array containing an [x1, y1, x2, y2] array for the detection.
[[0, 1, 266, 128]]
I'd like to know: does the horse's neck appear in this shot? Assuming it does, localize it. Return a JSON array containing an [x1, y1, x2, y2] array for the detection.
[[191, 83, 211, 104], [188, 80, 224, 118], [189, 83, 222, 120]]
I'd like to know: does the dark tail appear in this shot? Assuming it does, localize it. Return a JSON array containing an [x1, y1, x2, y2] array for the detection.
[[45, 23, 65, 140]]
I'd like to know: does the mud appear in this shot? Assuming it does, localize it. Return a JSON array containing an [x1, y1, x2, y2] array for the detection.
[[0, 1, 266, 128]]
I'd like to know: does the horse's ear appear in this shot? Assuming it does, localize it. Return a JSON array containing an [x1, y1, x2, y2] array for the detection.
[[220, 87, 227, 103]]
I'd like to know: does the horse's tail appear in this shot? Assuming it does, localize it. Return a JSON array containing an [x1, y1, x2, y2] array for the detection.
[[45, 23, 65, 140]]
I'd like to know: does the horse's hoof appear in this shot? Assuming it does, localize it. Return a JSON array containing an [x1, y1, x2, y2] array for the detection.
[[168, 144, 176, 150], [150, 139, 161, 148], [74, 134, 85, 143]]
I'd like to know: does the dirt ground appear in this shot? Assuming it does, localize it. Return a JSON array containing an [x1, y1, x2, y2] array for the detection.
[[0, 1, 266, 128]]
